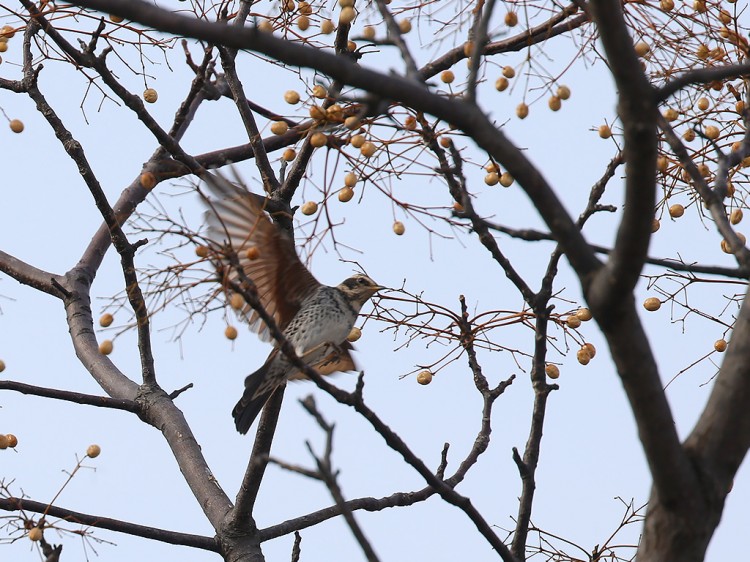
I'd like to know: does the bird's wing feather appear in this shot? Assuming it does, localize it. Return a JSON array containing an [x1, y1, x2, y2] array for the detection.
[[202, 173, 321, 339]]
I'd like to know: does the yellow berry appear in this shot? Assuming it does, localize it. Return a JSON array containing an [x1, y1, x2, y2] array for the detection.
[[6, 434, 17, 447], [714, 339, 728, 352], [297, 15, 310, 30], [682, 129, 695, 142], [657, 156, 669, 173], [576, 307, 592, 321], [140, 171, 157, 189], [730, 209, 743, 225], [441, 70, 455, 84], [99, 313, 114, 327], [484, 172, 499, 186], [195, 245, 209, 258], [310, 132, 328, 148], [312, 84, 327, 99], [504, 11, 518, 26], [663, 108, 678, 121], [284, 90, 300, 104], [548, 95, 561, 111], [0, 43, 8, 53], [338, 0, 354, 6], [660, 0, 674, 10], [719, 9, 732, 24], [109, 14, 124, 23], [225, 325, 238, 340], [499, 172, 514, 187], [271, 121, 289, 135], [360, 141, 377, 157], [404, 115, 417, 130], [669, 203, 685, 218], [28, 528, 42, 542], [582, 342, 596, 358], [634, 41, 650, 57], [439, 136, 452, 148], [643, 297, 661, 311], [347, 327, 362, 342], [0, 25, 15, 38], [320, 19, 335, 34], [566, 315, 582, 329], [417, 370, 433, 385], [736, 101, 746, 114], [545, 364, 560, 379], [598, 124, 612, 139], [652, 218, 661, 233], [338, 186, 354, 202], [309, 105, 326, 121], [246, 246, 261, 260], [339, 6, 356, 25], [516, 103, 529, 119], [399, 19, 412, 33], [344, 172, 358, 187], [298, 1, 313, 15], [463, 41, 474, 57], [697, 97, 709, 111], [300, 201, 318, 215], [9, 119, 23, 133], [502, 66, 515, 79], [0, 435, 8, 449], [350, 134, 366, 148], [230, 293, 245, 310], [344, 116, 360, 130], [704, 125, 720, 140], [0, 359, 4, 372], [694, 0, 707, 13], [282, 148, 296, 162], [99, 340, 113, 355], [576, 348, 591, 365], [363, 26, 376, 40], [495, 77, 509, 92], [87, 444, 101, 458], [393, 221, 405, 235], [557, 85, 571, 100], [257, 20, 273, 33], [143, 88, 158, 103]]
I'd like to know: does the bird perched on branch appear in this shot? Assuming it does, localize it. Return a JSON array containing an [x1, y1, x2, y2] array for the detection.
[[201, 174, 382, 434]]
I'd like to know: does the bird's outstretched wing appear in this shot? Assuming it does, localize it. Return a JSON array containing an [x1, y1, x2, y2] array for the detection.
[[202, 173, 321, 339]]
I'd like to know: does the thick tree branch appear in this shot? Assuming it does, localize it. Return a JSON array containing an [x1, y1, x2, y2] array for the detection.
[[0, 380, 138, 412]]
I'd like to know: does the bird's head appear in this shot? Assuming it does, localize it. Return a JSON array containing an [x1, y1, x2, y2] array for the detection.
[[338, 274, 383, 308]]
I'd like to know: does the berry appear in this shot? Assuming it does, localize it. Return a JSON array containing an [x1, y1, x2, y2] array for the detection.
[[417, 370, 433, 385], [87, 444, 101, 458]]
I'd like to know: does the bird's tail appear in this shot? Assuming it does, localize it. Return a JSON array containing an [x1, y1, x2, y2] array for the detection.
[[232, 359, 282, 434]]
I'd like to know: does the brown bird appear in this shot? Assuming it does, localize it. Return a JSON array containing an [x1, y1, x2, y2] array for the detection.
[[202, 174, 382, 434]]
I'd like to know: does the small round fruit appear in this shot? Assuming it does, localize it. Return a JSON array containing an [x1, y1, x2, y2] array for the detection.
[[327, 106, 344, 122], [195, 245, 209, 258], [502, 65, 515, 78], [344, 172, 358, 187], [363, 25, 376, 40], [697, 97, 709, 111], [504, 11, 518, 26], [566, 315, 582, 329], [736, 101, 746, 114], [298, 1, 313, 15], [485, 162, 500, 173], [714, 339, 728, 352], [652, 218, 661, 233], [338, 186, 354, 202], [350, 134, 366, 148], [28, 528, 42, 542], [140, 171, 157, 190], [399, 19, 412, 33], [598, 124, 612, 139], [557, 85, 571, 100], [634, 41, 650, 57], [441, 70, 455, 84], [582, 342, 596, 358], [300, 201, 318, 215], [484, 172, 499, 186], [230, 293, 245, 310], [360, 141, 377, 157], [347, 327, 362, 342], [1, 25, 15, 38], [439, 136, 452, 148], [109, 14, 124, 23], [297, 15, 310, 30], [643, 297, 661, 311], [721, 239, 732, 254], [339, 0, 354, 7], [0, 359, 5, 372], [545, 364, 560, 379], [0, 43, 8, 53], [660, 0, 674, 9], [246, 247, 261, 260], [669, 203, 685, 218], [682, 129, 695, 142], [576, 307, 592, 321], [99, 340, 113, 355], [339, 6, 356, 25], [282, 148, 296, 162], [225, 326, 238, 340], [87, 444, 101, 458], [257, 20, 273, 33], [312, 84, 327, 99], [417, 370, 433, 385], [576, 348, 591, 365], [463, 41, 474, 57], [495, 77, 509, 92], [393, 221, 405, 235], [657, 156, 669, 172], [663, 108, 678, 121], [310, 132, 327, 147], [694, 0, 707, 12], [143, 88, 158, 103], [99, 313, 114, 327], [548, 95, 561, 111], [9, 119, 24, 133], [345, 116, 360, 130], [320, 19, 335, 34], [516, 103, 529, 119], [719, 8, 732, 24], [6, 434, 17, 447], [404, 115, 417, 130], [284, 90, 300, 104], [499, 172, 514, 187], [271, 121, 289, 135], [309, 105, 326, 121], [0, 435, 8, 449], [730, 209, 743, 225], [704, 125, 720, 140]]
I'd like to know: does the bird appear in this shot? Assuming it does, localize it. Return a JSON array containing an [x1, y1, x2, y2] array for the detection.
[[201, 173, 382, 434]]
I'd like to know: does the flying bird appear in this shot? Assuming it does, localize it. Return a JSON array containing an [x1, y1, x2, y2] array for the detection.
[[202, 174, 382, 434]]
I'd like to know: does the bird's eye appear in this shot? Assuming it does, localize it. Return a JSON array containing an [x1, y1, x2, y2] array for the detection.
[[358, 277, 366, 284]]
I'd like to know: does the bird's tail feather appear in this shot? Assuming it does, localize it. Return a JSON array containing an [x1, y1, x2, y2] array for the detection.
[[232, 360, 279, 434]]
